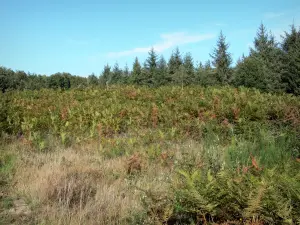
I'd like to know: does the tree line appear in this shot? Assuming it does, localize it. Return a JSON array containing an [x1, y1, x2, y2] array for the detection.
[[1, 23, 299, 95]]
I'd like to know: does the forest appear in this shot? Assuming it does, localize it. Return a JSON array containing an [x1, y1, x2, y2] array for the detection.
[[1, 23, 300, 95]]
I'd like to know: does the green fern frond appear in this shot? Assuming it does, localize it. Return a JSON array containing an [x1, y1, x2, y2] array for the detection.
[[243, 183, 266, 218]]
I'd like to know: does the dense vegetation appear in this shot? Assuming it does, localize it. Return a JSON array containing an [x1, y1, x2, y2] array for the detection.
[[1, 23, 300, 95], [1, 86, 300, 224]]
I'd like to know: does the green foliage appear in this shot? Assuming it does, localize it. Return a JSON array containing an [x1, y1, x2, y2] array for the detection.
[[251, 23, 277, 57], [173, 166, 300, 224], [195, 61, 218, 86], [122, 64, 130, 84], [183, 53, 195, 84], [234, 56, 271, 90], [0, 67, 9, 93], [236, 23, 284, 93], [1, 86, 299, 150], [87, 73, 99, 86], [111, 62, 123, 84], [0, 67, 28, 92], [210, 31, 233, 84], [168, 47, 183, 77], [166, 130, 300, 224], [48, 72, 71, 90], [130, 57, 142, 85], [143, 47, 158, 86], [156, 55, 169, 86], [99, 64, 112, 87], [1, 86, 300, 224], [0, 152, 16, 187], [281, 24, 300, 95], [0, 94, 10, 135]]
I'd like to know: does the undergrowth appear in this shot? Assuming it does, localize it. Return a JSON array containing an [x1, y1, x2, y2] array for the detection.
[[0, 86, 299, 224]]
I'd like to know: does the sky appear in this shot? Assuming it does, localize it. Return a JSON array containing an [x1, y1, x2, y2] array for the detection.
[[0, 0, 300, 76]]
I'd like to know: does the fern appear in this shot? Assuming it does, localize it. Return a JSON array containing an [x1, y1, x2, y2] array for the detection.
[[243, 182, 266, 218]]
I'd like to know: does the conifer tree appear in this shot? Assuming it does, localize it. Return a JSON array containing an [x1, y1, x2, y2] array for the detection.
[[183, 53, 195, 84], [131, 57, 142, 84], [156, 55, 168, 85], [172, 64, 186, 88], [251, 23, 277, 60], [122, 64, 130, 84], [99, 64, 111, 87], [234, 56, 270, 90], [246, 23, 283, 92], [281, 24, 300, 95], [111, 62, 122, 84], [145, 48, 158, 72], [210, 31, 232, 84], [144, 47, 158, 86], [196, 60, 218, 86], [195, 62, 205, 84], [168, 47, 183, 75]]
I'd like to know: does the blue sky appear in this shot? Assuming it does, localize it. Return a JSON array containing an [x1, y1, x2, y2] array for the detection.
[[0, 0, 299, 76]]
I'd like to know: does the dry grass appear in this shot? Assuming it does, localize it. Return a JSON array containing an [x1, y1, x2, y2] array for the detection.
[[5, 139, 182, 225], [11, 144, 141, 224]]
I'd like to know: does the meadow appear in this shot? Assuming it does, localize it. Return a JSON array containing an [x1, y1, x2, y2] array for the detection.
[[0, 86, 300, 224]]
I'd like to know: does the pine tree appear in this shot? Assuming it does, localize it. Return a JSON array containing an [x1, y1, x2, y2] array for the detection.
[[195, 60, 218, 86], [210, 31, 232, 84], [131, 57, 142, 84], [168, 47, 183, 75], [252, 23, 273, 55], [145, 48, 158, 72], [251, 24, 282, 67], [248, 23, 283, 92], [122, 64, 130, 84], [111, 62, 122, 84], [172, 64, 186, 88], [282, 24, 300, 52], [168, 54, 176, 75], [144, 47, 158, 86], [234, 56, 270, 91], [195, 62, 205, 84], [173, 47, 183, 70], [99, 64, 111, 87], [281, 24, 300, 95], [183, 53, 195, 84], [156, 55, 168, 86]]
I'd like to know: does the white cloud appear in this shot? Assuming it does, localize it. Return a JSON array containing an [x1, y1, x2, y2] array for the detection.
[[264, 12, 285, 19], [107, 32, 215, 58]]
